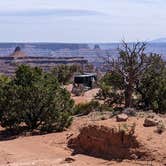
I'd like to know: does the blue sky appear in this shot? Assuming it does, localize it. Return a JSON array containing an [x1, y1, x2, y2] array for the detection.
[[0, 0, 165, 42]]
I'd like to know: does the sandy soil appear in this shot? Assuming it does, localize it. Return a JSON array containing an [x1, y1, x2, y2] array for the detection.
[[0, 115, 166, 166], [65, 84, 100, 104], [0, 87, 165, 166]]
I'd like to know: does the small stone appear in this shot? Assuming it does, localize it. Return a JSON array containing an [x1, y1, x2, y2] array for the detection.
[[123, 108, 136, 116], [66, 133, 74, 139], [116, 113, 128, 122], [25, 132, 32, 137], [144, 118, 159, 127], [64, 157, 75, 163], [147, 113, 156, 119], [130, 154, 138, 160]]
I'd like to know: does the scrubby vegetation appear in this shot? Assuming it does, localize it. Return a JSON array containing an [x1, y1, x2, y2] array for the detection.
[[52, 64, 82, 85], [0, 65, 74, 132], [73, 100, 115, 117], [96, 72, 124, 106], [97, 42, 166, 113], [73, 100, 101, 116], [137, 54, 166, 113]]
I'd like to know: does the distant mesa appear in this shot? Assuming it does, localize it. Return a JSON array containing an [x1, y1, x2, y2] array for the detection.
[[10, 46, 27, 58], [94, 44, 101, 49], [150, 38, 166, 43], [14, 46, 21, 52]]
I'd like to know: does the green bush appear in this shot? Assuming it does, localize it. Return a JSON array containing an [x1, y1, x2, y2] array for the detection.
[[96, 72, 124, 106], [52, 64, 82, 85], [0, 85, 22, 130], [73, 100, 101, 116], [137, 55, 166, 113], [0, 65, 74, 132], [100, 104, 114, 112]]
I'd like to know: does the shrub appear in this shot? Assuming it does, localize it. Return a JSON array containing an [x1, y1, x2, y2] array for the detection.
[[73, 100, 101, 116], [137, 55, 166, 113], [118, 123, 136, 135], [100, 104, 114, 112], [0, 65, 74, 132], [39, 87, 74, 132], [96, 72, 124, 107], [0, 85, 22, 130], [52, 64, 82, 85]]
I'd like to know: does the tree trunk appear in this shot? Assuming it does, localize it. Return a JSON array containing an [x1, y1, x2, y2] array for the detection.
[[125, 85, 133, 108]]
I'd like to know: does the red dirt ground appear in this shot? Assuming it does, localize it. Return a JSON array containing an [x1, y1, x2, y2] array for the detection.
[[65, 84, 100, 104], [0, 115, 165, 166]]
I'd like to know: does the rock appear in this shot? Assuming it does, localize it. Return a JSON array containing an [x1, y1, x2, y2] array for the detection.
[[14, 46, 21, 52], [10, 46, 27, 58], [130, 154, 138, 160], [123, 108, 136, 116], [147, 113, 156, 119], [143, 118, 159, 127], [24, 132, 32, 137], [156, 121, 165, 134], [64, 157, 75, 163], [116, 113, 128, 122], [66, 133, 74, 139]]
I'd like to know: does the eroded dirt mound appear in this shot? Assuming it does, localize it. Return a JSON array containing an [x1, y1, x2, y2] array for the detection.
[[68, 124, 150, 160]]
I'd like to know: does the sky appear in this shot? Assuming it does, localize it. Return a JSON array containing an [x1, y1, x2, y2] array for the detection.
[[0, 0, 165, 43]]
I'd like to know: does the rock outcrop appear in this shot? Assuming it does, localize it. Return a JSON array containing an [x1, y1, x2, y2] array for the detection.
[[68, 124, 150, 160], [10, 46, 27, 58]]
